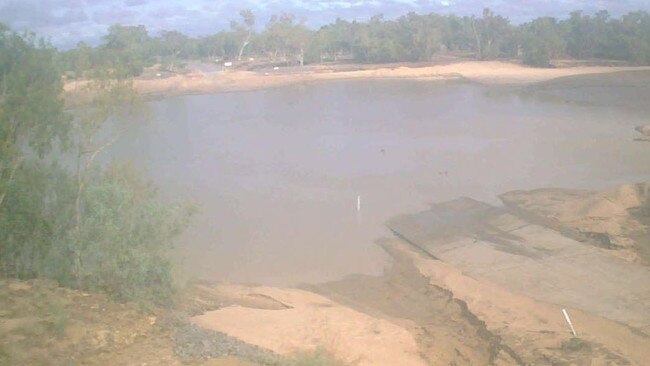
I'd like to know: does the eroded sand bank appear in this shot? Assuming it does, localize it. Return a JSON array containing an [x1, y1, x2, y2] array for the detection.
[[190, 182, 650, 365]]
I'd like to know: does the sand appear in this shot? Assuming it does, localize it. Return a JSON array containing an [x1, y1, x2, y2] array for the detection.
[[183, 183, 650, 365], [191, 284, 426, 366], [394, 240, 650, 366], [500, 183, 650, 263], [63, 61, 650, 103]]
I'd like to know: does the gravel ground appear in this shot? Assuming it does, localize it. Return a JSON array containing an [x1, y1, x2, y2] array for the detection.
[[172, 321, 283, 365]]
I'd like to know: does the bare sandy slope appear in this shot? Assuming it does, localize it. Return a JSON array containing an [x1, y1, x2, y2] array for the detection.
[[189, 236, 650, 366], [501, 183, 650, 264], [64, 61, 650, 102], [191, 285, 425, 366], [185, 183, 650, 365], [385, 183, 650, 364], [391, 240, 650, 366]]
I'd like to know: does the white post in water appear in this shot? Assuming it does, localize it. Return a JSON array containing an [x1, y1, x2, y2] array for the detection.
[[562, 308, 577, 337], [357, 195, 361, 212]]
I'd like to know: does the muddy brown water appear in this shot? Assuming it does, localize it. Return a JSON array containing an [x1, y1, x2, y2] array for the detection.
[[108, 75, 650, 286]]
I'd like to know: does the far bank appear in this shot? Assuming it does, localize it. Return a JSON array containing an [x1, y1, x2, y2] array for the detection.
[[64, 61, 650, 104]]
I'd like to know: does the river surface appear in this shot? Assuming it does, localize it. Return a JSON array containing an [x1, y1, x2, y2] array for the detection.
[[109, 77, 650, 285]]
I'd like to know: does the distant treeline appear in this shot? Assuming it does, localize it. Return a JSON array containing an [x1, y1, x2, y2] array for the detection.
[[57, 8, 650, 77]]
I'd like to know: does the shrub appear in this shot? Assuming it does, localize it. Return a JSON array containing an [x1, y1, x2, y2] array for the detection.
[[0, 160, 195, 307], [287, 347, 349, 366], [55, 163, 196, 306]]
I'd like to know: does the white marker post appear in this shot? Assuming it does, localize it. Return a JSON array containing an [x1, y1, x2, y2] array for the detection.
[[562, 308, 577, 337], [357, 195, 361, 212]]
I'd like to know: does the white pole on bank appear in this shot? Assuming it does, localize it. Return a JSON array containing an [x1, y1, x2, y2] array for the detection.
[[357, 195, 361, 211], [562, 308, 577, 337]]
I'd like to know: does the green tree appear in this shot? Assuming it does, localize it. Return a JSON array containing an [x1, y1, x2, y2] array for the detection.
[[60, 41, 95, 79], [231, 9, 256, 61], [305, 19, 355, 63], [197, 32, 239, 61], [0, 24, 194, 306], [442, 15, 476, 52], [101, 24, 152, 78], [564, 11, 596, 59], [471, 8, 514, 60], [521, 17, 566, 67], [0, 160, 73, 278], [619, 11, 650, 64], [0, 26, 70, 207], [396, 12, 445, 61], [53, 163, 194, 304], [264, 13, 312, 64], [352, 15, 406, 63], [156, 30, 190, 72], [70, 78, 141, 286]]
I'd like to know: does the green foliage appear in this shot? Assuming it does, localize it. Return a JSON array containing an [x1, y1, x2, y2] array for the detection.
[[0, 28, 71, 276], [261, 13, 312, 64], [287, 347, 349, 366], [521, 17, 566, 67], [46, 301, 71, 339], [473, 8, 515, 60], [397, 13, 445, 61], [522, 38, 551, 67], [196, 31, 239, 61], [305, 19, 355, 63], [101, 24, 153, 78], [0, 161, 74, 278], [561, 337, 592, 352], [0, 27, 70, 199], [155, 30, 191, 71], [231, 9, 256, 61], [442, 15, 476, 52], [56, 9, 650, 72], [0, 24, 194, 307], [0, 159, 194, 306], [561, 10, 650, 64], [56, 164, 195, 305], [351, 15, 408, 63]]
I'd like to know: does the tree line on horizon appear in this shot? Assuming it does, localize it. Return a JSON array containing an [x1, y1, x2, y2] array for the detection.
[[56, 8, 650, 77]]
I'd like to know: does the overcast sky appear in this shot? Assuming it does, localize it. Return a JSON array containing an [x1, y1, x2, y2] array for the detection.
[[1, 0, 649, 48]]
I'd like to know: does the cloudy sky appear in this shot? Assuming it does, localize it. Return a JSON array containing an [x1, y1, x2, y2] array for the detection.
[[1, 0, 649, 48]]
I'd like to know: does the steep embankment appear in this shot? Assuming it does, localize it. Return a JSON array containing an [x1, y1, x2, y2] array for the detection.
[[384, 182, 650, 365], [500, 182, 650, 264]]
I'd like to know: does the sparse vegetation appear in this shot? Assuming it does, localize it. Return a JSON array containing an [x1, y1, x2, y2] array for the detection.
[[46, 301, 71, 339], [287, 347, 349, 366], [561, 337, 592, 352]]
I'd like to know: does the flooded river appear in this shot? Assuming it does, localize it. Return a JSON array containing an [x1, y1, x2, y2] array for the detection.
[[109, 75, 650, 285]]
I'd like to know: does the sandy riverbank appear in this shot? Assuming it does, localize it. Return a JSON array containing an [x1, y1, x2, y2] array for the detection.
[[64, 61, 650, 102], [189, 182, 650, 365]]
